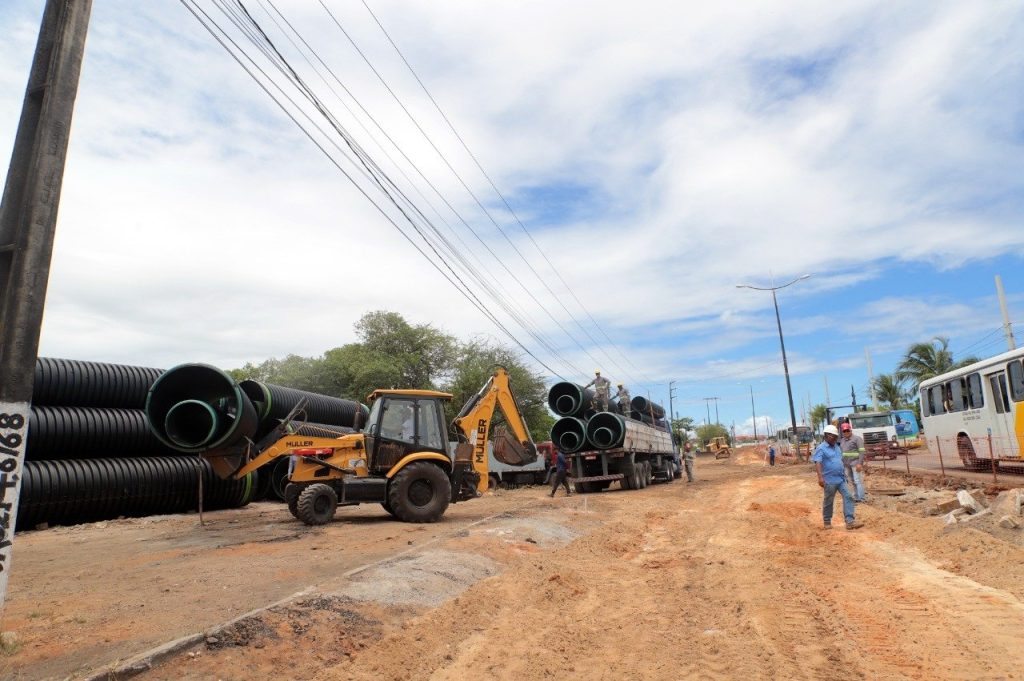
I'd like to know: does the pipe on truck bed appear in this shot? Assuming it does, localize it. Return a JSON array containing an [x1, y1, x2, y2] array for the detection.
[[547, 382, 595, 418], [550, 417, 589, 453]]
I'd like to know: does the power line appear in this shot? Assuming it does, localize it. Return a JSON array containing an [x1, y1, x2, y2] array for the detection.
[[356, 0, 653, 387], [181, 0, 578, 378], [320, 1, 643, 386]]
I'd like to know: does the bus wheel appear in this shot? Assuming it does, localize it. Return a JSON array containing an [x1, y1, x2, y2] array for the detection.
[[957, 435, 985, 471]]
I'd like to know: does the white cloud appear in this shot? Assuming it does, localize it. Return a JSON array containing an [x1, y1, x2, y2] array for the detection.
[[1, 0, 1022, 389]]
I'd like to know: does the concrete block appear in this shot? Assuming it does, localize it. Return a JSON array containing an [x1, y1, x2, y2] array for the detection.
[[970, 489, 989, 509], [998, 515, 1021, 529], [957, 490, 983, 514], [958, 508, 991, 524], [943, 512, 960, 526], [989, 489, 1024, 518], [929, 498, 962, 516]]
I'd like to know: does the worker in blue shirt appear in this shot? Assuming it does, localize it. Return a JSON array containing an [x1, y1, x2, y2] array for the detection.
[[811, 425, 864, 530], [549, 449, 572, 497]]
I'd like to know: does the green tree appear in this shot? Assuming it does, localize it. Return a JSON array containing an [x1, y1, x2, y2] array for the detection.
[[872, 373, 911, 410], [809, 403, 829, 433], [353, 311, 457, 389], [895, 336, 978, 391], [696, 423, 730, 447], [671, 416, 696, 444], [442, 338, 553, 442]]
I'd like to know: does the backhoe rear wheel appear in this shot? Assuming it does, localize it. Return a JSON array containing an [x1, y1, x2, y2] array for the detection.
[[388, 461, 451, 523], [296, 483, 338, 526]]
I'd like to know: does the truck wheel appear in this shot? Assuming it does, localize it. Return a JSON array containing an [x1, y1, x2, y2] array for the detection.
[[296, 483, 337, 526], [488, 474, 502, 491], [638, 463, 648, 489], [388, 461, 451, 523], [645, 461, 653, 485]]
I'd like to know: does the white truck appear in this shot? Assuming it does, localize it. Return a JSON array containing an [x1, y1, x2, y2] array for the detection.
[[845, 411, 902, 460]]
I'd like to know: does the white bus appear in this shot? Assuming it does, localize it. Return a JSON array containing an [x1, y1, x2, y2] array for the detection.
[[919, 348, 1024, 469]]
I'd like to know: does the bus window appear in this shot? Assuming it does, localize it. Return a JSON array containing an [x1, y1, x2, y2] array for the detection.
[[1008, 360, 1024, 402], [948, 379, 968, 412], [927, 386, 943, 416], [989, 374, 1010, 415], [967, 373, 984, 408]]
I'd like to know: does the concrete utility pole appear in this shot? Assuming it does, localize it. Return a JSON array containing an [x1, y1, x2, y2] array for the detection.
[[0, 0, 93, 614], [703, 397, 719, 426], [668, 381, 676, 428], [996, 275, 1017, 351], [865, 348, 878, 410], [824, 374, 830, 408]]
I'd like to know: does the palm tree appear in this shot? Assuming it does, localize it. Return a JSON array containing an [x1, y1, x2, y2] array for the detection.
[[809, 403, 829, 433], [895, 336, 979, 391], [872, 373, 911, 410]]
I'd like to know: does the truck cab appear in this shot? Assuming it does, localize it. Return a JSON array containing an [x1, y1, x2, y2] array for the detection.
[[846, 410, 901, 460]]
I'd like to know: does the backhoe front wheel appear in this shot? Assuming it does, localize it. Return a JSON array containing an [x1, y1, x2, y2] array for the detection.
[[388, 461, 451, 523], [296, 483, 338, 526]]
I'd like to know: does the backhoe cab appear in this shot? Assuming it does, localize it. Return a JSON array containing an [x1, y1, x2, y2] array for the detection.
[[230, 368, 536, 526]]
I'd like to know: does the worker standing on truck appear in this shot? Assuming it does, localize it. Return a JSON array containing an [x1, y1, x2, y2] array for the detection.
[[812, 425, 864, 530], [616, 383, 631, 418], [584, 370, 611, 412], [839, 423, 866, 502], [550, 449, 572, 497], [683, 442, 695, 482]]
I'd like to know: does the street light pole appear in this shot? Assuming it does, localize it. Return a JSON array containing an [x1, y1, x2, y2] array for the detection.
[[770, 287, 800, 438], [737, 274, 810, 457], [749, 385, 758, 442]]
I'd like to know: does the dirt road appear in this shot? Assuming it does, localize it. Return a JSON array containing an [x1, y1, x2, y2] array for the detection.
[[3, 452, 1024, 680]]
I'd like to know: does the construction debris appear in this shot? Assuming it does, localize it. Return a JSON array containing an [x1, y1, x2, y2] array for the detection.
[[988, 489, 1024, 518], [956, 490, 985, 514], [998, 515, 1021, 530], [928, 498, 962, 516]]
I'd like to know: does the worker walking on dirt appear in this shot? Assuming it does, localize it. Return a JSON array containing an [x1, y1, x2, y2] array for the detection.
[[550, 449, 572, 497], [812, 425, 864, 530], [767, 443, 776, 467], [616, 383, 631, 418], [584, 370, 611, 412], [839, 423, 866, 502], [683, 442, 695, 482]]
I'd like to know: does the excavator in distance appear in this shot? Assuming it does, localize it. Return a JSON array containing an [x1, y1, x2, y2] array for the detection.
[[228, 367, 537, 526]]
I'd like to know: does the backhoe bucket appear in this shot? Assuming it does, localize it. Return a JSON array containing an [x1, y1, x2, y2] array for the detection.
[[492, 429, 538, 466]]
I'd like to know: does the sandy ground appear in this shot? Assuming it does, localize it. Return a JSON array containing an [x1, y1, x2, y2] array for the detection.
[[3, 450, 1024, 680]]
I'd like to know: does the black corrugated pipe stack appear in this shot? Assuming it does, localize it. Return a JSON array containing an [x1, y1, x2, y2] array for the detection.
[[240, 383, 368, 499], [17, 457, 253, 530], [147, 366, 368, 501], [239, 380, 369, 438], [20, 358, 258, 531]]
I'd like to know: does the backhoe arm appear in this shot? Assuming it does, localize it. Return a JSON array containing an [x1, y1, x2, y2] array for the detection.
[[452, 368, 538, 492]]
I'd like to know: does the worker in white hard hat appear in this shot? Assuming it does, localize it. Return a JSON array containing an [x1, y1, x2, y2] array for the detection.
[[615, 383, 631, 418], [584, 369, 611, 412], [811, 424, 864, 530]]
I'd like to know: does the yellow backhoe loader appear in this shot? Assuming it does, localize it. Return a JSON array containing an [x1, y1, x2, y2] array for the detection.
[[227, 368, 536, 526]]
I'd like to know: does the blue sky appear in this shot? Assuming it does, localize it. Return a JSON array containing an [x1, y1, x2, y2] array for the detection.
[[2, 1, 1023, 436]]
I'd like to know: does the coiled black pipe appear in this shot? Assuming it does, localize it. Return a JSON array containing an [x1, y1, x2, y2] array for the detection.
[[16, 457, 255, 530], [546, 382, 596, 418], [239, 380, 368, 435], [630, 396, 666, 420], [550, 417, 589, 453], [27, 406, 178, 460], [33, 358, 164, 408], [146, 364, 259, 454]]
